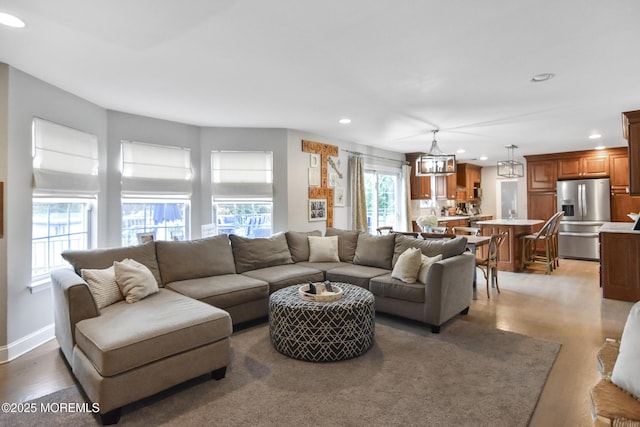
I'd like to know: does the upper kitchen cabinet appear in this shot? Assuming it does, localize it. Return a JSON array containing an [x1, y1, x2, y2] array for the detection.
[[525, 158, 557, 192], [456, 163, 481, 201], [622, 110, 640, 195], [435, 174, 458, 200], [405, 152, 432, 199], [557, 154, 609, 179]]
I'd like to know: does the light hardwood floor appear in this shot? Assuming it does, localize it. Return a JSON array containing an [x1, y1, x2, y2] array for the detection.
[[0, 258, 634, 426]]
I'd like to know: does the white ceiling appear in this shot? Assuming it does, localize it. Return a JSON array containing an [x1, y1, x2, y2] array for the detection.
[[1, 0, 640, 166]]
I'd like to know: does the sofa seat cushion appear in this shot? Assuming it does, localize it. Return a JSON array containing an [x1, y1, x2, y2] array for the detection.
[[369, 274, 425, 303], [75, 289, 231, 377], [325, 265, 391, 289], [295, 261, 352, 272], [242, 265, 324, 293], [166, 274, 269, 308]]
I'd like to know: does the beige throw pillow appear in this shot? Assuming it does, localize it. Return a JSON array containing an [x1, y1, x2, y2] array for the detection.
[[391, 248, 422, 283], [114, 258, 159, 303], [611, 301, 640, 399], [417, 254, 443, 284], [81, 266, 124, 309], [308, 236, 340, 262]]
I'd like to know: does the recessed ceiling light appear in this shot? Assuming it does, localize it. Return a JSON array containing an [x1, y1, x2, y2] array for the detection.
[[456, 148, 466, 154], [589, 133, 602, 139], [0, 12, 25, 28], [595, 145, 606, 150], [530, 73, 555, 83], [479, 155, 488, 161], [338, 118, 351, 124]]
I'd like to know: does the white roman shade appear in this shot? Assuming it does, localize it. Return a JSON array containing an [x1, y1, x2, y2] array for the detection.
[[121, 141, 192, 196], [211, 151, 273, 198], [32, 118, 99, 194]]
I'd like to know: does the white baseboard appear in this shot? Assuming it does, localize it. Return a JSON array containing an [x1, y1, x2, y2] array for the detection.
[[0, 323, 55, 364]]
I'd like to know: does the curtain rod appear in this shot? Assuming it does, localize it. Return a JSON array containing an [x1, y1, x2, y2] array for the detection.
[[342, 149, 409, 165]]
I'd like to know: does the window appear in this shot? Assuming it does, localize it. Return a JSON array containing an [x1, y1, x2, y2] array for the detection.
[[121, 141, 192, 244], [121, 200, 189, 246], [211, 151, 273, 238], [32, 118, 99, 280], [365, 170, 400, 234]]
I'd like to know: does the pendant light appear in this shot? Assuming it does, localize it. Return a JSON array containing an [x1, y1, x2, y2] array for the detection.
[[415, 130, 456, 176], [497, 144, 524, 178]]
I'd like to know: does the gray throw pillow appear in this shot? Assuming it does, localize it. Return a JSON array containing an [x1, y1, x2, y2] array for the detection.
[[325, 227, 360, 262], [62, 242, 162, 286], [353, 233, 396, 269], [285, 230, 322, 262], [230, 233, 294, 274], [155, 235, 236, 284]]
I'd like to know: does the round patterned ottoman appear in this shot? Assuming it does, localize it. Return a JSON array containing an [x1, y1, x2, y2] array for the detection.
[[269, 282, 375, 362]]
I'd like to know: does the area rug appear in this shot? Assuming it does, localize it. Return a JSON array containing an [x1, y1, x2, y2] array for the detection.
[[3, 318, 560, 426]]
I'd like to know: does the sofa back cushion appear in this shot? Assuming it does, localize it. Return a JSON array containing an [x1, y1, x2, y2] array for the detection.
[[392, 234, 468, 266], [62, 242, 162, 286], [353, 233, 396, 269], [155, 235, 236, 284], [230, 233, 294, 274], [285, 230, 322, 262], [325, 227, 360, 262]]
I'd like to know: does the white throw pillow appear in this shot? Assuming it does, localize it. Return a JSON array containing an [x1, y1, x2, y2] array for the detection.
[[417, 254, 443, 284], [391, 248, 422, 283], [114, 258, 159, 303], [81, 266, 124, 309], [611, 301, 640, 399], [308, 236, 340, 262]]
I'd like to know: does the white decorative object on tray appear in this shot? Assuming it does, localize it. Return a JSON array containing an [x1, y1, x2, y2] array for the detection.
[[628, 213, 639, 222], [298, 283, 343, 302]]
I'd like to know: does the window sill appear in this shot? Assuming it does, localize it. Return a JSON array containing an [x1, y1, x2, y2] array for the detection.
[[29, 278, 52, 294]]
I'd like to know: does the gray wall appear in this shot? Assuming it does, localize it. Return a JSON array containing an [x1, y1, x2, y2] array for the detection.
[[2, 67, 107, 358], [0, 64, 405, 360]]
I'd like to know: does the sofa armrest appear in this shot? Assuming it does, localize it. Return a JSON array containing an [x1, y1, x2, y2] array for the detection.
[[423, 253, 475, 326], [51, 268, 100, 365]]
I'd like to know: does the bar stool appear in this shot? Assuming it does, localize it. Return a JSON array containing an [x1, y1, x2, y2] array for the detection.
[[521, 211, 563, 274], [475, 231, 508, 298], [550, 211, 564, 268]]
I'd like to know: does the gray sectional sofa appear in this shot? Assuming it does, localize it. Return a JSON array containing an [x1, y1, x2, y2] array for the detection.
[[51, 228, 475, 424]]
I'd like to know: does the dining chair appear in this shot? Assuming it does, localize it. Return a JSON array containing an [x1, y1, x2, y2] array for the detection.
[[376, 226, 393, 235], [452, 226, 480, 236], [521, 211, 563, 274], [475, 231, 508, 298]]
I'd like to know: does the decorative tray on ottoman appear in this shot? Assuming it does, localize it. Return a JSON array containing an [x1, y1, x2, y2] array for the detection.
[[298, 283, 343, 302]]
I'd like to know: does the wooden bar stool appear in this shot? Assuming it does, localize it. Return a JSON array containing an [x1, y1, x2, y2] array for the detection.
[[521, 212, 563, 274]]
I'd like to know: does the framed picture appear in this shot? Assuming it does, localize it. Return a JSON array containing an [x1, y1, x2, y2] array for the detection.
[[308, 168, 320, 187], [310, 153, 320, 168], [328, 172, 337, 188], [308, 198, 327, 221], [137, 232, 155, 244], [334, 187, 345, 207]]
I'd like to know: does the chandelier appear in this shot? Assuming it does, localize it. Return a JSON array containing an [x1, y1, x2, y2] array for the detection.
[[497, 144, 524, 178], [415, 130, 456, 176]]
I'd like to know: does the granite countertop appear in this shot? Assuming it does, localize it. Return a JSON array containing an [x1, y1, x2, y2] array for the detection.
[[599, 222, 640, 234], [475, 219, 544, 226]]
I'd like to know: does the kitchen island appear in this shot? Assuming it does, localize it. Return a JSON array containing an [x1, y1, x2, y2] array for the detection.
[[475, 219, 544, 272], [599, 222, 640, 302]]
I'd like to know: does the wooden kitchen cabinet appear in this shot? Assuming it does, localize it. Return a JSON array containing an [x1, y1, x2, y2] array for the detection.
[[622, 110, 640, 195], [557, 155, 609, 179], [456, 163, 481, 201], [435, 174, 458, 200], [608, 149, 640, 222], [406, 153, 432, 199], [526, 159, 557, 192], [600, 228, 640, 302]]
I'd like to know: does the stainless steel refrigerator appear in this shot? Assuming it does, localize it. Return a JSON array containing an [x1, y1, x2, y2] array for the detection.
[[557, 178, 610, 260]]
